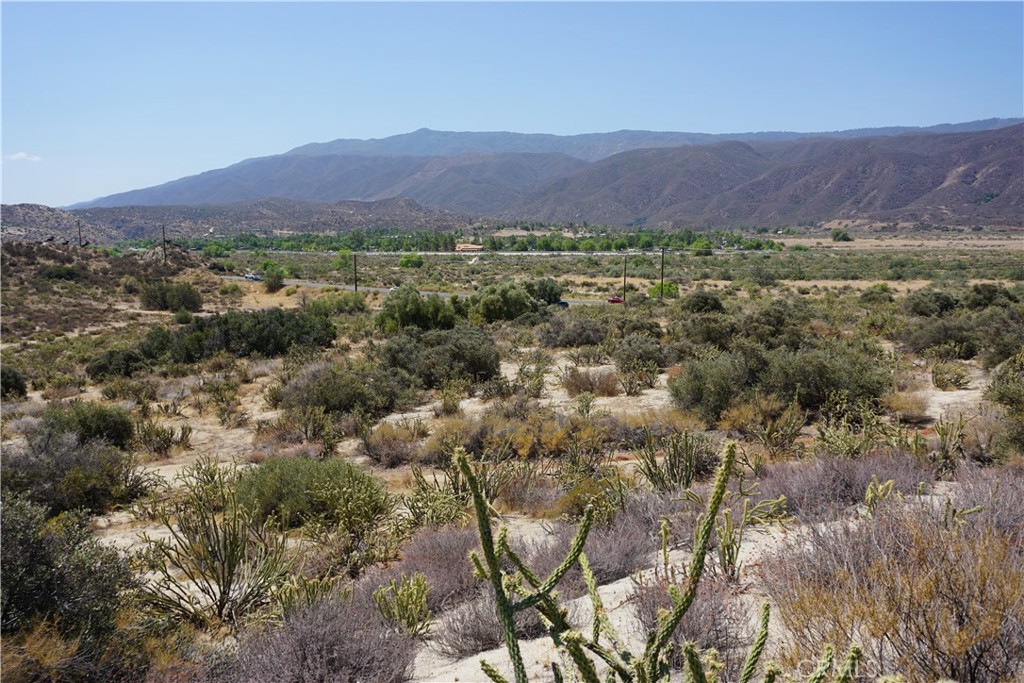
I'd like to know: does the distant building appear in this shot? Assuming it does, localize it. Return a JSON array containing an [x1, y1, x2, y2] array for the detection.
[[455, 243, 484, 252]]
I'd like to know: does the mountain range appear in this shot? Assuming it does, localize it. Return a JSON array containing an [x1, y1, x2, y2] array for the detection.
[[3, 119, 1021, 241]]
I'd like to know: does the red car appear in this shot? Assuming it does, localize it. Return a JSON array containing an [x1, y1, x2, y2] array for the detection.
[[607, 296, 625, 304]]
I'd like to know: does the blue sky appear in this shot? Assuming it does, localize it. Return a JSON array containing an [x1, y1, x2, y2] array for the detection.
[[3, 1, 1022, 207]]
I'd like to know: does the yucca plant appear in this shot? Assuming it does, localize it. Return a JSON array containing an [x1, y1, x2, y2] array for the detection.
[[140, 457, 292, 630], [634, 428, 718, 493]]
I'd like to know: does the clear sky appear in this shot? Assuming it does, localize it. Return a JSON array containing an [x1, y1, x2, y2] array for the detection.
[[2, 1, 1022, 207]]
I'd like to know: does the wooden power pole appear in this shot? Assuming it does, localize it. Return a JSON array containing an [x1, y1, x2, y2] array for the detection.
[[622, 255, 627, 303], [660, 247, 666, 300]]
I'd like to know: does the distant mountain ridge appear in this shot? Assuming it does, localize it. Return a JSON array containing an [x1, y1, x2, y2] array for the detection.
[[63, 121, 1023, 231], [284, 119, 1023, 161]]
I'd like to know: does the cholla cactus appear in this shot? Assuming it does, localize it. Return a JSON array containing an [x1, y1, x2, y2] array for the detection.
[[373, 573, 432, 638], [458, 443, 861, 683]]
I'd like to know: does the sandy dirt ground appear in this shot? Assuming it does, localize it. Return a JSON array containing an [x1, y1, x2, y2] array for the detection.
[[2, 317, 993, 680]]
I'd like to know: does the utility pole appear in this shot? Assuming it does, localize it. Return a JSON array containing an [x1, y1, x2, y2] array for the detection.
[[353, 253, 358, 293], [622, 254, 627, 303], [660, 247, 666, 300], [161, 224, 167, 263]]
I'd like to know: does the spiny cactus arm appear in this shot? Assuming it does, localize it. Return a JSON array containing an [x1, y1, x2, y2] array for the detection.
[[513, 507, 594, 612], [470, 550, 491, 581], [564, 630, 627, 683], [500, 534, 544, 588], [580, 551, 610, 644], [804, 647, 834, 683], [498, 534, 579, 644], [761, 663, 782, 683], [459, 450, 529, 683], [832, 645, 862, 683], [738, 602, 771, 683], [480, 659, 512, 683], [642, 443, 736, 680], [682, 643, 708, 683], [580, 552, 634, 670]]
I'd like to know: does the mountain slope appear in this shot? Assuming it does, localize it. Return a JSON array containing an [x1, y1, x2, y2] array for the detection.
[[0, 204, 121, 243], [509, 125, 1024, 227], [80, 153, 586, 213]]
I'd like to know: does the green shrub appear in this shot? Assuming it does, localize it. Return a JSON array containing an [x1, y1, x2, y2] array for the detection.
[[987, 350, 1024, 453], [614, 333, 668, 371], [219, 282, 242, 296], [376, 285, 462, 332], [759, 341, 892, 413], [237, 456, 398, 575], [540, 314, 608, 348], [1, 496, 134, 638], [1, 365, 27, 398], [237, 456, 397, 532], [278, 359, 415, 419], [899, 315, 978, 359], [43, 400, 135, 449], [931, 361, 971, 390], [100, 377, 157, 402], [860, 283, 895, 305], [139, 309, 336, 363], [830, 228, 853, 242], [679, 290, 725, 314], [904, 289, 960, 317], [742, 299, 811, 350], [398, 253, 424, 268], [263, 267, 285, 293], [375, 327, 501, 390], [38, 264, 80, 280], [1, 427, 152, 516], [470, 281, 540, 323], [672, 311, 742, 350], [964, 282, 1018, 310], [648, 282, 680, 299], [669, 350, 750, 423], [524, 277, 564, 305], [973, 304, 1024, 368], [86, 348, 147, 380], [303, 291, 367, 317], [139, 280, 203, 312]]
